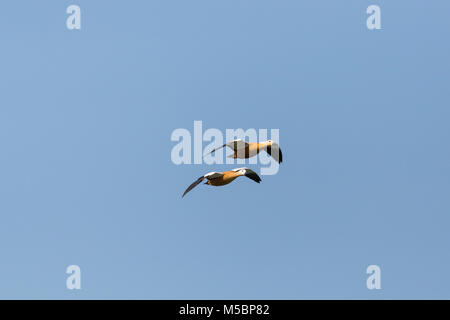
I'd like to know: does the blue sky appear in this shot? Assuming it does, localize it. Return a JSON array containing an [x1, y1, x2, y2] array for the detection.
[[1, 1, 449, 299]]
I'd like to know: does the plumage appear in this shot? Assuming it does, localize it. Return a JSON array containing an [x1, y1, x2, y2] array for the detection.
[[207, 139, 283, 163], [231, 167, 261, 183], [182, 168, 262, 197]]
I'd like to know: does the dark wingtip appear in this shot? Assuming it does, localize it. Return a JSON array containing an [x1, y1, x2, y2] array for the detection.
[[245, 171, 262, 184]]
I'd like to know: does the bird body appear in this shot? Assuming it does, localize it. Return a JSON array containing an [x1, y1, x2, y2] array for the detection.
[[207, 139, 283, 163], [182, 168, 261, 197], [227, 142, 258, 159], [206, 170, 241, 186]]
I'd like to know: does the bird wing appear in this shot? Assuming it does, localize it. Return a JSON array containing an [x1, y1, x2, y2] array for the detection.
[[205, 143, 227, 156], [182, 172, 224, 197], [242, 168, 262, 183], [232, 168, 262, 183], [265, 143, 283, 163], [204, 172, 223, 180], [182, 176, 205, 197]]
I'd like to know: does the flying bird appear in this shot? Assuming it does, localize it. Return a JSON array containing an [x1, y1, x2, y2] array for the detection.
[[206, 139, 283, 163], [182, 167, 261, 197]]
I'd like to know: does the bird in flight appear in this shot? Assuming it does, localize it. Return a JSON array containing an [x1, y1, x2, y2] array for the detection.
[[206, 139, 283, 163], [182, 167, 262, 197]]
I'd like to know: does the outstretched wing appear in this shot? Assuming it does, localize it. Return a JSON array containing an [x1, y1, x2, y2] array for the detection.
[[205, 143, 227, 156], [233, 168, 262, 183], [182, 176, 205, 198], [243, 168, 262, 183], [182, 172, 224, 197], [204, 172, 223, 180], [266, 143, 283, 163]]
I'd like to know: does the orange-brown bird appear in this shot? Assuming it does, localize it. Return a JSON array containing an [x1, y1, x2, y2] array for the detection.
[[207, 139, 283, 163], [182, 167, 261, 197]]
